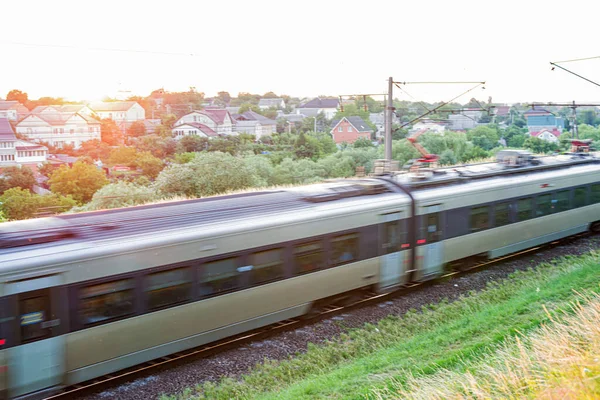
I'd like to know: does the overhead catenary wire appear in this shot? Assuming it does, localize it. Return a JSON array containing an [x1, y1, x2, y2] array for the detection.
[[0, 41, 199, 57]]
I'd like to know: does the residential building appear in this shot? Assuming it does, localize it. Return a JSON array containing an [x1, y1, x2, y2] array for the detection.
[[529, 128, 561, 143], [524, 107, 564, 133], [258, 98, 285, 110], [0, 118, 48, 168], [174, 109, 234, 136], [233, 111, 277, 139], [172, 123, 218, 140], [411, 119, 446, 134], [296, 98, 339, 119], [448, 109, 482, 130], [16, 112, 101, 149], [88, 101, 145, 122], [330, 116, 372, 144], [0, 101, 29, 121], [369, 112, 398, 138]]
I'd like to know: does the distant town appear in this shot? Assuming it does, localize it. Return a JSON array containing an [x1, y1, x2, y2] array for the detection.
[[0, 88, 596, 221]]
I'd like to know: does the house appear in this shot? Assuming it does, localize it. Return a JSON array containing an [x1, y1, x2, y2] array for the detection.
[[369, 112, 398, 138], [330, 116, 372, 144], [233, 111, 277, 139], [524, 107, 564, 133], [0, 118, 48, 168], [172, 123, 218, 140], [296, 98, 339, 119], [411, 119, 446, 134], [15, 112, 101, 149], [174, 109, 234, 136], [448, 109, 482, 130], [529, 128, 561, 143], [258, 98, 285, 110], [0, 101, 29, 121], [88, 101, 145, 122]]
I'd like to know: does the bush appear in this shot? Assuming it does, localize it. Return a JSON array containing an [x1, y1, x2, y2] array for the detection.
[[0, 187, 76, 220], [75, 181, 158, 211]]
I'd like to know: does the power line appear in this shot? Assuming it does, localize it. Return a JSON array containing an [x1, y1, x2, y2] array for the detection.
[[552, 55, 600, 64]]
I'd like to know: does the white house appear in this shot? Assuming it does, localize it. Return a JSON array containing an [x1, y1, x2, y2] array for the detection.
[[296, 98, 339, 119], [258, 98, 285, 110], [172, 123, 218, 140], [448, 109, 482, 130], [88, 101, 145, 122], [16, 112, 101, 149], [0, 101, 29, 121], [174, 109, 234, 136], [233, 111, 277, 138], [0, 118, 48, 167], [530, 128, 561, 143], [411, 119, 446, 134]]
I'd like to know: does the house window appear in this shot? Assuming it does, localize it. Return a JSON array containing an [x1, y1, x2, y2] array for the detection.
[[348, 126, 353, 132], [338, 126, 343, 132]]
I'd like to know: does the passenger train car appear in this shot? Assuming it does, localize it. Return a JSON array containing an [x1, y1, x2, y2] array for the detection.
[[1, 150, 599, 399]]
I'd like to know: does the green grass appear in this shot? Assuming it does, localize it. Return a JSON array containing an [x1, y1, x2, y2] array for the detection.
[[164, 250, 600, 400]]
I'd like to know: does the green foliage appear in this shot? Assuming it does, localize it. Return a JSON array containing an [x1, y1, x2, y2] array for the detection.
[[76, 139, 112, 161], [133, 135, 177, 159], [271, 158, 326, 185], [135, 151, 165, 179], [177, 135, 208, 153], [244, 156, 275, 187], [48, 161, 109, 204], [154, 152, 256, 197], [439, 149, 457, 165], [523, 136, 559, 154], [108, 146, 138, 166], [467, 125, 500, 151], [351, 137, 374, 148], [74, 181, 158, 212], [0, 166, 36, 194], [174, 152, 197, 164], [238, 102, 261, 114], [0, 187, 76, 220]]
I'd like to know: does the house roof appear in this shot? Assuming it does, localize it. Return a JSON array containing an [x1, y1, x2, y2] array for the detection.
[[298, 98, 339, 109], [0, 118, 17, 141], [530, 128, 561, 138], [258, 98, 284, 107], [173, 122, 217, 137], [201, 109, 230, 124], [15, 140, 48, 151], [331, 116, 371, 132], [523, 106, 551, 116], [88, 101, 138, 112], [0, 101, 25, 111], [235, 111, 277, 125], [495, 105, 510, 116]]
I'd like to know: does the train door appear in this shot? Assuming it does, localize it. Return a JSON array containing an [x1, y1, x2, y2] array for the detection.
[[6, 275, 65, 398], [378, 212, 409, 290], [416, 206, 444, 280], [0, 296, 7, 400]]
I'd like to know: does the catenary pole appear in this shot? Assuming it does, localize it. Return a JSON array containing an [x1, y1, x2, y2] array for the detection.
[[385, 77, 394, 161]]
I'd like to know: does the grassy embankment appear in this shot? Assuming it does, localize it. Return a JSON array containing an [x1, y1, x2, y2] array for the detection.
[[163, 250, 600, 400]]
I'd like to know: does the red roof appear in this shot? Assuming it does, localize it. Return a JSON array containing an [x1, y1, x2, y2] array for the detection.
[[200, 109, 230, 124], [174, 122, 218, 137], [530, 128, 561, 138]]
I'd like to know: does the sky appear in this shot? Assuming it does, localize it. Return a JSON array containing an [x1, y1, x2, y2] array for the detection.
[[3, 0, 600, 105]]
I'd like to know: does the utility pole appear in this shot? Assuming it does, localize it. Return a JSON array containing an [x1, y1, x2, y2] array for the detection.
[[572, 100, 578, 139], [385, 77, 394, 161]]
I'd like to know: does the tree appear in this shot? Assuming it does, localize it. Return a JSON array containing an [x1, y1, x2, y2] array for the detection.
[[217, 91, 231, 104], [177, 135, 208, 153], [100, 119, 122, 145], [262, 91, 278, 99], [238, 102, 261, 114], [132, 135, 177, 159], [74, 181, 158, 212], [523, 137, 559, 154], [38, 163, 62, 179], [0, 187, 76, 220], [108, 146, 138, 167], [6, 89, 28, 105], [352, 137, 375, 148], [467, 125, 500, 151], [76, 139, 112, 161], [135, 151, 164, 179], [0, 166, 36, 194], [127, 120, 147, 138], [48, 161, 109, 204]]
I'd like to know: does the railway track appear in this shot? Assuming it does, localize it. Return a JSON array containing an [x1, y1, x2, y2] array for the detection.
[[43, 231, 593, 400]]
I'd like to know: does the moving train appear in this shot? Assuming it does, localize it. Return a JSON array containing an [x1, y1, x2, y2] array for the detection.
[[1, 149, 600, 399]]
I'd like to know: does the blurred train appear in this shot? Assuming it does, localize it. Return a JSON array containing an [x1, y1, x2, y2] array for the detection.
[[1, 149, 600, 399]]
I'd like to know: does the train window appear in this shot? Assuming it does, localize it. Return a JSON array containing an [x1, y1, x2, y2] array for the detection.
[[494, 202, 511, 227], [19, 295, 51, 343], [331, 233, 360, 266], [517, 198, 533, 221], [80, 279, 135, 325], [536, 194, 552, 217], [200, 258, 240, 296], [553, 190, 570, 213], [469, 206, 489, 232], [250, 248, 285, 285], [146, 267, 192, 310], [382, 221, 407, 253], [574, 187, 588, 208], [294, 241, 325, 274], [592, 184, 600, 204], [422, 213, 441, 243]]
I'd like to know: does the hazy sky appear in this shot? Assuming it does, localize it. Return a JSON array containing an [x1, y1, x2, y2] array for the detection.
[[3, 0, 600, 104]]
